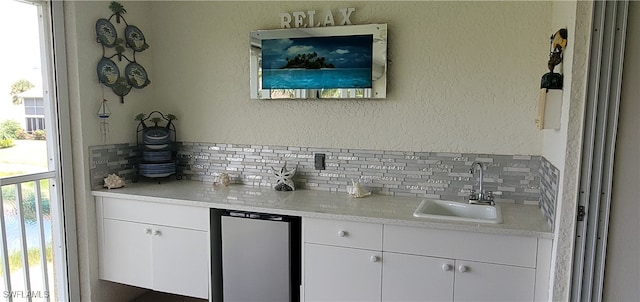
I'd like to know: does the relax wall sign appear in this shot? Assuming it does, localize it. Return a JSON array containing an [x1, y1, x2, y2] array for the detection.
[[279, 8, 356, 28]]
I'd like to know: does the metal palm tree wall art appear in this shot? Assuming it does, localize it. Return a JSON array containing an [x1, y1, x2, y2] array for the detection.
[[96, 1, 150, 103]]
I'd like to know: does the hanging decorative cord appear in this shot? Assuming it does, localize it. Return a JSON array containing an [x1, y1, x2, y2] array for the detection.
[[97, 87, 112, 143]]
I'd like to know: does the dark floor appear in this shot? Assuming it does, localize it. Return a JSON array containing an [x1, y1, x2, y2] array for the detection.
[[131, 291, 207, 302]]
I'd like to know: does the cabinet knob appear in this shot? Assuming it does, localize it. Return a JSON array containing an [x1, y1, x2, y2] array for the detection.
[[441, 264, 453, 272], [337, 230, 348, 237], [145, 228, 152, 234], [153, 230, 161, 236], [457, 265, 468, 273], [369, 255, 379, 263]]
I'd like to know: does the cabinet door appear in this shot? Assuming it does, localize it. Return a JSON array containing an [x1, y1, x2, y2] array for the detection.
[[152, 226, 209, 299], [100, 219, 153, 289], [304, 243, 382, 302], [382, 252, 454, 302], [454, 260, 535, 302]]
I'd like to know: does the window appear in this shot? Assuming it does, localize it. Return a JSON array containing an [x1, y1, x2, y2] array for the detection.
[[24, 97, 46, 133], [24, 97, 45, 116]]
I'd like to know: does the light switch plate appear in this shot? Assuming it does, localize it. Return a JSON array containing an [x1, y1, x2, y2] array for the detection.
[[314, 153, 325, 170]]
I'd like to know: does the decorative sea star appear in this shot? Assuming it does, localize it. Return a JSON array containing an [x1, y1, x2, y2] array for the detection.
[[272, 163, 296, 191]]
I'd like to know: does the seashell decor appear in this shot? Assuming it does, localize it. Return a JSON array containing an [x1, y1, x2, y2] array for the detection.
[[272, 163, 296, 191], [347, 180, 371, 198], [103, 173, 125, 189], [213, 173, 231, 187]]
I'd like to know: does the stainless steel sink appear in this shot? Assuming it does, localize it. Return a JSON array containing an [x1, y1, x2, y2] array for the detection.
[[413, 199, 503, 224]]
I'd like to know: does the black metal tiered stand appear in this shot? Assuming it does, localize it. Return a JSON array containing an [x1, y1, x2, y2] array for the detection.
[[133, 111, 181, 183]]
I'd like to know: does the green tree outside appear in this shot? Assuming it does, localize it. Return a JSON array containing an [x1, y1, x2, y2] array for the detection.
[[0, 119, 21, 142], [10, 79, 35, 105]]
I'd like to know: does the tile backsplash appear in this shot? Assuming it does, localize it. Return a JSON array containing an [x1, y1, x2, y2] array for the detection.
[[89, 143, 137, 187], [539, 157, 560, 227], [89, 142, 558, 227]]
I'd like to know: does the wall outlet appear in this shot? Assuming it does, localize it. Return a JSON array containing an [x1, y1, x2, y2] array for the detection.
[[314, 153, 325, 170]]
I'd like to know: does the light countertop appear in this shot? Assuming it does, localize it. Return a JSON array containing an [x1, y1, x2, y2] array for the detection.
[[92, 179, 553, 239]]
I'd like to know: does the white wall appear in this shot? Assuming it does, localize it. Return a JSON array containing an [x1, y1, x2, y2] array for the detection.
[[149, 1, 550, 155]]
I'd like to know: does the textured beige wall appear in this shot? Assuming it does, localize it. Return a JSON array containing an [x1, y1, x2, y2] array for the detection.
[[543, 1, 578, 299], [149, 1, 551, 155], [61, 1, 594, 301], [550, 1, 592, 301], [64, 1, 153, 301]]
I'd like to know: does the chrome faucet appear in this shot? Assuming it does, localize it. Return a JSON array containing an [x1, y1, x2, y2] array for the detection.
[[468, 161, 495, 205]]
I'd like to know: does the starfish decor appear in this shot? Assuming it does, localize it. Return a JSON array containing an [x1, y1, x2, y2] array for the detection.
[[272, 163, 296, 191]]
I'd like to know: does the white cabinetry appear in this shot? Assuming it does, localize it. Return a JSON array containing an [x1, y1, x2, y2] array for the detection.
[[382, 252, 536, 302], [303, 218, 551, 302], [383, 225, 543, 302], [101, 219, 152, 289], [303, 218, 383, 302], [453, 260, 535, 301], [96, 197, 209, 299], [305, 244, 382, 302], [382, 252, 454, 301]]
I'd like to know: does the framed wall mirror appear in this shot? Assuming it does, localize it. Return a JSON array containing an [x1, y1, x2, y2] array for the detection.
[[250, 24, 387, 100]]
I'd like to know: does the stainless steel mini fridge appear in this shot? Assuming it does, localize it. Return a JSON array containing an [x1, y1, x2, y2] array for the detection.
[[211, 210, 301, 302]]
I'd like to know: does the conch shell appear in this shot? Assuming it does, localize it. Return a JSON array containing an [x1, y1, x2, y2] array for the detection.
[[213, 173, 231, 187], [103, 174, 125, 189], [347, 180, 371, 198]]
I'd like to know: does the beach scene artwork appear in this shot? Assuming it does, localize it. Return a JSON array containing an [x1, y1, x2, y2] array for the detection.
[[261, 34, 373, 89]]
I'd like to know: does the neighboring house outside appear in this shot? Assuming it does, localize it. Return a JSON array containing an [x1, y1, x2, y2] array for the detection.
[[20, 86, 46, 133], [0, 84, 45, 134], [0, 65, 45, 134]]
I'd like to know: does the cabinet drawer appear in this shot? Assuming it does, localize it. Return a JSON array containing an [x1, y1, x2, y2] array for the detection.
[[384, 225, 537, 268], [304, 218, 382, 250], [100, 197, 208, 231]]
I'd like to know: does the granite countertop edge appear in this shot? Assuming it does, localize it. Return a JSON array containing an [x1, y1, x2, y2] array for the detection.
[[92, 180, 554, 239]]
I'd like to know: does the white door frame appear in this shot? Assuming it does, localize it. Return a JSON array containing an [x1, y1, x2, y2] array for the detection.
[[570, 1, 628, 301], [46, 1, 81, 300]]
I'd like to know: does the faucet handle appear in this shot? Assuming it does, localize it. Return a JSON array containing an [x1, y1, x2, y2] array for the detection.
[[486, 190, 503, 200], [482, 191, 501, 205], [462, 189, 478, 200]]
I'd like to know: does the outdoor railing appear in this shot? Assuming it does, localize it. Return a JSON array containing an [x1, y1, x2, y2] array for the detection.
[[0, 171, 56, 302]]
